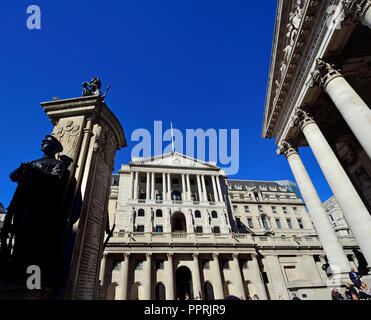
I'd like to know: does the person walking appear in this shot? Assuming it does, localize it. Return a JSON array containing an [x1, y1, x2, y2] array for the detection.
[[331, 288, 344, 300], [291, 293, 301, 300], [349, 268, 362, 289], [344, 282, 360, 300]]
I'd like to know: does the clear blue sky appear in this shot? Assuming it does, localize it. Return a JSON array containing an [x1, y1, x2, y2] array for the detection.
[[0, 0, 333, 207]]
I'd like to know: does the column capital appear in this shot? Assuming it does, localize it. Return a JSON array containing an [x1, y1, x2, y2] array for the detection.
[[146, 253, 152, 259], [232, 253, 239, 260], [103, 252, 109, 258], [212, 253, 219, 259], [343, 0, 371, 22], [277, 140, 299, 159], [192, 253, 199, 259], [310, 58, 343, 88], [292, 107, 316, 131], [167, 252, 173, 259], [123, 252, 130, 259]]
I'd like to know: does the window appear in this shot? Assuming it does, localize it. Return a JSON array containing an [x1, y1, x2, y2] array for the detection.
[[172, 178, 179, 185], [155, 177, 162, 184], [236, 217, 242, 229], [221, 259, 229, 269], [195, 226, 203, 233], [261, 216, 269, 230], [293, 207, 298, 214], [244, 206, 250, 213], [271, 206, 277, 214], [202, 259, 210, 269], [156, 194, 163, 200], [155, 259, 164, 270], [156, 209, 163, 217], [275, 218, 282, 229], [139, 193, 146, 200], [329, 214, 334, 222], [190, 179, 195, 185], [297, 219, 304, 229], [195, 210, 201, 218], [247, 218, 254, 228], [286, 218, 293, 229], [283, 207, 288, 214], [138, 209, 145, 217], [112, 259, 121, 271], [136, 225, 144, 232], [155, 225, 163, 233], [233, 206, 238, 213], [213, 226, 220, 234], [134, 259, 144, 270], [140, 177, 146, 183], [211, 211, 218, 218], [191, 194, 196, 201], [171, 191, 182, 201], [258, 205, 263, 213], [239, 194, 245, 199]]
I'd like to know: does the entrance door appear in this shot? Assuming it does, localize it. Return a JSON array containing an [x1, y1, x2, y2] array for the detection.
[[175, 266, 193, 300]]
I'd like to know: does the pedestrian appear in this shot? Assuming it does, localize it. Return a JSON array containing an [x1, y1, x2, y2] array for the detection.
[[348, 268, 362, 289], [331, 288, 344, 300], [252, 294, 259, 300], [344, 282, 360, 300], [359, 282, 371, 300], [291, 293, 300, 300]]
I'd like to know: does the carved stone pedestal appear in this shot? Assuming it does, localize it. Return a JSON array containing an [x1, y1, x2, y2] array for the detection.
[[41, 96, 126, 299]]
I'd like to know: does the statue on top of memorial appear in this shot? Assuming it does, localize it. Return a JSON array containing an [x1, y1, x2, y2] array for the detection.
[[82, 77, 111, 99]]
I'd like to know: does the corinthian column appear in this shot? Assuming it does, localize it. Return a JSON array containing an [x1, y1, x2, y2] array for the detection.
[[192, 253, 202, 299], [311, 58, 371, 158], [167, 173, 171, 200], [211, 175, 219, 202], [231, 254, 246, 299], [151, 172, 155, 200], [343, 0, 371, 29], [278, 140, 350, 274], [196, 175, 202, 202], [167, 253, 175, 300], [134, 171, 139, 200], [120, 253, 130, 300], [293, 108, 371, 265], [201, 175, 207, 202], [144, 253, 152, 300], [146, 172, 150, 200], [212, 253, 224, 299], [216, 175, 223, 202]]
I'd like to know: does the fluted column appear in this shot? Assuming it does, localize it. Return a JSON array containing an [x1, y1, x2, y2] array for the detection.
[[250, 254, 268, 300], [120, 253, 130, 300], [134, 171, 139, 200], [129, 171, 134, 199], [151, 172, 155, 200], [232, 254, 246, 299], [167, 253, 175, 300], [146, 172, 150, 200], [192, 253, 202, 299], [186, 174, 191, 201], [99, 252, 108, 286], [211, 175, 219, 202], [162, 172, 166, 200], [294, 108, 371, 265], [278, 140, 350, 274], [311, 58, 371, 158], [201, 175, 207, 202], [196, 175, 202, 202], [167, 173, 171, 200], [181, 174, 186, 202], [212, 253, 224, 299], [216, 175, 223, 202], [343, 0, 371, 29], [144, 253, 152, 300]]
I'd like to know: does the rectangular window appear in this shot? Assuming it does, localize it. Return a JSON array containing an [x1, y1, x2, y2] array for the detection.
[[155, 225, 163, 233], [213, 226, 220, 234], [283, 207, 288, 214], [155, 259, 164, 270], [233, 205, 238, 213], [112, 259, 121, 271], [275, 218, 282, 229], [155, 177, 162, 184], [262, 216, 269, 230], [172, 178, 179, 185], [293, 207, 298, 214], [271, 206, 277, 214], [244, 206, 249, 213], [221, 259, 229, 269], [202, 259, 210, 269], [258, 205, 263, 213], [134, 259, 143, 270], [190, 179, 195, 185], [195, 226, 203, 233], [286, 219, 293, 229], [297, 219, 304, 229], [136, 225, 144, 232], [247, 218, 254, 228], [156, 194, 163, 201]]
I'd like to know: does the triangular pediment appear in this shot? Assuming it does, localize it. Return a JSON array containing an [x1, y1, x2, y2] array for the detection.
[[130, 152, 219, 169]]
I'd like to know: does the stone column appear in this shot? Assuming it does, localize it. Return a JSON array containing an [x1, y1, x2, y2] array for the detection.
[[343, 0, 371, 29], [216, 175, 223, 202], [146, 172, 150, 200], [192, 253, 202, 299], [99, 252, 108, 286], [167, 253, 175, 300], [151, 172, 155, 200], [144, 253, 152, 300], [42, 95, 126, 300], [231, 253, 246, 299], [167, 173, 171, 200], [181, 174, 186, 202], [278, 141, 350, 275], [196, 175, 202, 202], [212, 253, 224, 299], [162, 172, 166, 201], [120, 253, 130, 300], [134, 171, 139, 200], [186, 174, 191, 201], [250, 254, 268, 300], [294, 108, 371, 265], [201, 175, 207, 202], [312, 58, 371, 158], [211, 175, 219, 202], [129, 171, 134, 199]]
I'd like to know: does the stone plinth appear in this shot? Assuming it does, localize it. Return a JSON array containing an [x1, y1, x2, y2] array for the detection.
[[41, 96, 126, 299]]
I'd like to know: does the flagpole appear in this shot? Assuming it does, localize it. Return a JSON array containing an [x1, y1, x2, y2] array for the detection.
[[171, 122, 175, 154]]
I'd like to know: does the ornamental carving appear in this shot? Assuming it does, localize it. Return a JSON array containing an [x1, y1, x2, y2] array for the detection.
[[277, 140, 299, 159], [343, 0, 371, 22], [310, 58, 343, 88], [93, 123, 117, 171], [54, 119, 81, 159], [292, 107, 316, 130]]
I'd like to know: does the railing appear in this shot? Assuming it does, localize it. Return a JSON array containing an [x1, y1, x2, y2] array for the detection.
[[172, 200, 182, 205]]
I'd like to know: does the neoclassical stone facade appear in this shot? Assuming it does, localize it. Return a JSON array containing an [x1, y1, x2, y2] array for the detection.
[[262, 0, 371, 280], [100, 152, 360, 300]]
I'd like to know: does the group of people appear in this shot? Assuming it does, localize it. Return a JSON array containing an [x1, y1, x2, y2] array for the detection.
[[331, 268, 371, 300]]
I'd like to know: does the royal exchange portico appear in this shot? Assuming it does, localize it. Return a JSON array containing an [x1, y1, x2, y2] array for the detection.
[[263, 0, 371, 279]]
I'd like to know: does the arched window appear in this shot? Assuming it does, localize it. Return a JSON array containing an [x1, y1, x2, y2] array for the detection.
[[155, 283, 166, 300], [204, 282, 215, 300], [195, 210, 201, 218], [138, 209, 145, 217], [156, 209, 162, 217], [171, 191, 182, 201], [211, 211, 218, 218]]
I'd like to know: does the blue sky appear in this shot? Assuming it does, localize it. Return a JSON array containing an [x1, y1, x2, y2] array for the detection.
[[0, 0, 333, 207]]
